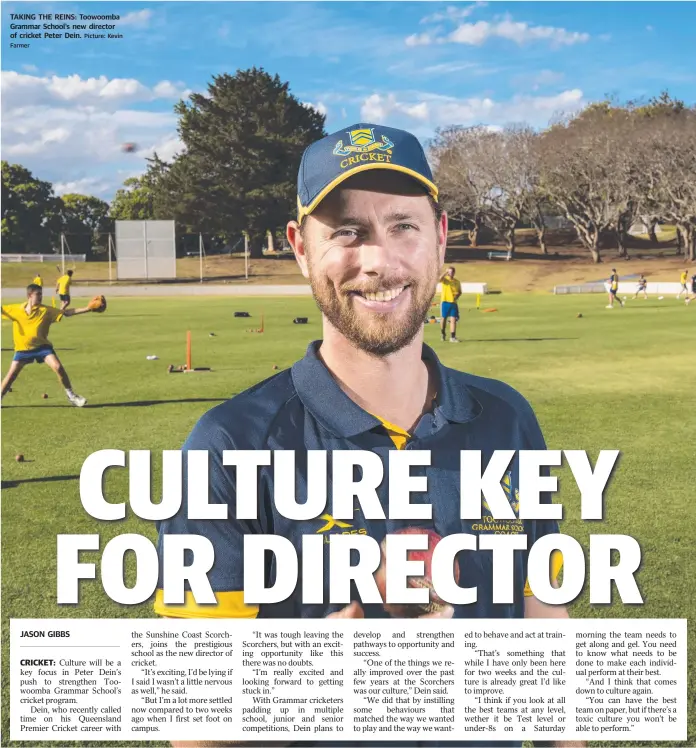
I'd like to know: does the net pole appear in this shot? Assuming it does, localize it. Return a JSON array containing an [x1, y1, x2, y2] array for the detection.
[[244, 233, 249, 281], [61, 234, 66, 273], [186, 330, 192, 371], [199, 233, 203, 283], [108, 234, 113, 284], [143, 222, 149, 279]]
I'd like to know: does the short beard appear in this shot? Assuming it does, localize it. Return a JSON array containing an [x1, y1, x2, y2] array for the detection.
[[307, 254, 440, 357]]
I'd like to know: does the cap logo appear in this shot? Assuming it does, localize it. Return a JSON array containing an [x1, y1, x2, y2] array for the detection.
[[333, 128, 394, 157]]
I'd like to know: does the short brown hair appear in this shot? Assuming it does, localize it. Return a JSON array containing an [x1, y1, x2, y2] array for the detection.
[[428, 195, 443, 225]]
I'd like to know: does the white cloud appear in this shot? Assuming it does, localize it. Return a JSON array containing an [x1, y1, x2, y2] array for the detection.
[[512, 69, 565, 91], [534, 69, 565, 86], [388, 60, 504, 78], [448, 21, 492, 45], [410, 14, 589, 48], [120, 9, 153, 27], [492, 18, 589, 46], [303, 101, 328, 116], [54, 177, 111, 196], [360, 89, 585, 129], [361, 94, 430, 123], [361, 94, 387, 121], [98, 77, 150, 100], [141, 136, 186, 162], [2, 105, 175, 161], [153, 80, 188, 98], [22, 64, 38, 74], [405, 32, 433, 47], [361, 93, 413, 122], [421, 2, 487, 24], [1, 71, 188, 109], [402, 102, 430, 121], [5, 126, 71, 157], [421, 62, 484, 74], [1, 71, 186, 198]]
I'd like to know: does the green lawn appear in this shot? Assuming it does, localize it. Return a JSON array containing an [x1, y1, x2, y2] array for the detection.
[[2, 293, 695, 747]]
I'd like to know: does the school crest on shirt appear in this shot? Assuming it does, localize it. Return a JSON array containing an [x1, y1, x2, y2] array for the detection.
[[475, 471, 524, 534]]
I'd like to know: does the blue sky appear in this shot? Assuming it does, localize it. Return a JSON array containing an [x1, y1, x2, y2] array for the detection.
[[2, 1, 695, 199]]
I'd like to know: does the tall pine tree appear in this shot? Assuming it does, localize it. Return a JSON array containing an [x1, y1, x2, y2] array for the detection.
[[156, 68, 326, 257]]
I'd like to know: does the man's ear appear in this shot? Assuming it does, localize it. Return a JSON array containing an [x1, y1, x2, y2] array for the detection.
[[438, 211, 449, 267], [287, 220, 310, 279]]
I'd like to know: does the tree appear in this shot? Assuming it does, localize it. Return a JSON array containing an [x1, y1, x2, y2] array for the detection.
[[502, 126, 553, 255], [527, 196, 559, 255], [432, 126, 546, 256], [538, 105, 635, 263], [644, 112, 696, 261], [626, 94, 695, 257], [109, 175, 157, 220], [152, 68, 326, 258], [474, 126, 544, 256], [630, 90, 686, 119], [1, 161, 62, 253], [431, 126, 491, 248], [60, 193, 112, 256]]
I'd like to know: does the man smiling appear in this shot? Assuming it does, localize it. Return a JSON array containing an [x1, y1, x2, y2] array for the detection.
[[159, 123, 580, 748]]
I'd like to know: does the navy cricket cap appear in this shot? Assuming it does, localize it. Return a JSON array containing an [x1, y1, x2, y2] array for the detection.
[[296, 123, 438, 223]]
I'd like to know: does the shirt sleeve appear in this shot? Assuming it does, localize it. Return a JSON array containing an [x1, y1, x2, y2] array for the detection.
[[49, 308, 63, 323], [154, 412, 267, 618]]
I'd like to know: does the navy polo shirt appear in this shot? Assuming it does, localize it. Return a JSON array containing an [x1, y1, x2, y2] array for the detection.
[[157, 339, 559, 613], [156, 341, 559, 747]]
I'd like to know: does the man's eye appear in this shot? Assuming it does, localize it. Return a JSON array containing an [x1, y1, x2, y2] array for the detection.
[[334, 229, 359, 238], [395, 223, 417, 232]]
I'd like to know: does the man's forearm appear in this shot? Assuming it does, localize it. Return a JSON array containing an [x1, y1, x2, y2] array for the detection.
[[63, 306, 92, 317]]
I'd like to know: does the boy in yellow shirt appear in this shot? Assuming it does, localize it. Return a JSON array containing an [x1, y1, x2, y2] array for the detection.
[[55, 269, 74, 309], [439, 266, 462, 342], [677, 269, 689, 299], [606, 268, 624, 308], [2, 283, 98, 406]]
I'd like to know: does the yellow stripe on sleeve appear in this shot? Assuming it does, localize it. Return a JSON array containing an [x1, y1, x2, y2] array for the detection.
[[524, 549, 563, 597], [154, 590, 259, 619]]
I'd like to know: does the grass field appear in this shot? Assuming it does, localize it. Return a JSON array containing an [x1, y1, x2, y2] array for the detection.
[[2, 292, 695, 747]]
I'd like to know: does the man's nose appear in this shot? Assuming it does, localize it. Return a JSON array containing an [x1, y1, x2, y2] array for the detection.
[[358, 239, 391, 275]]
